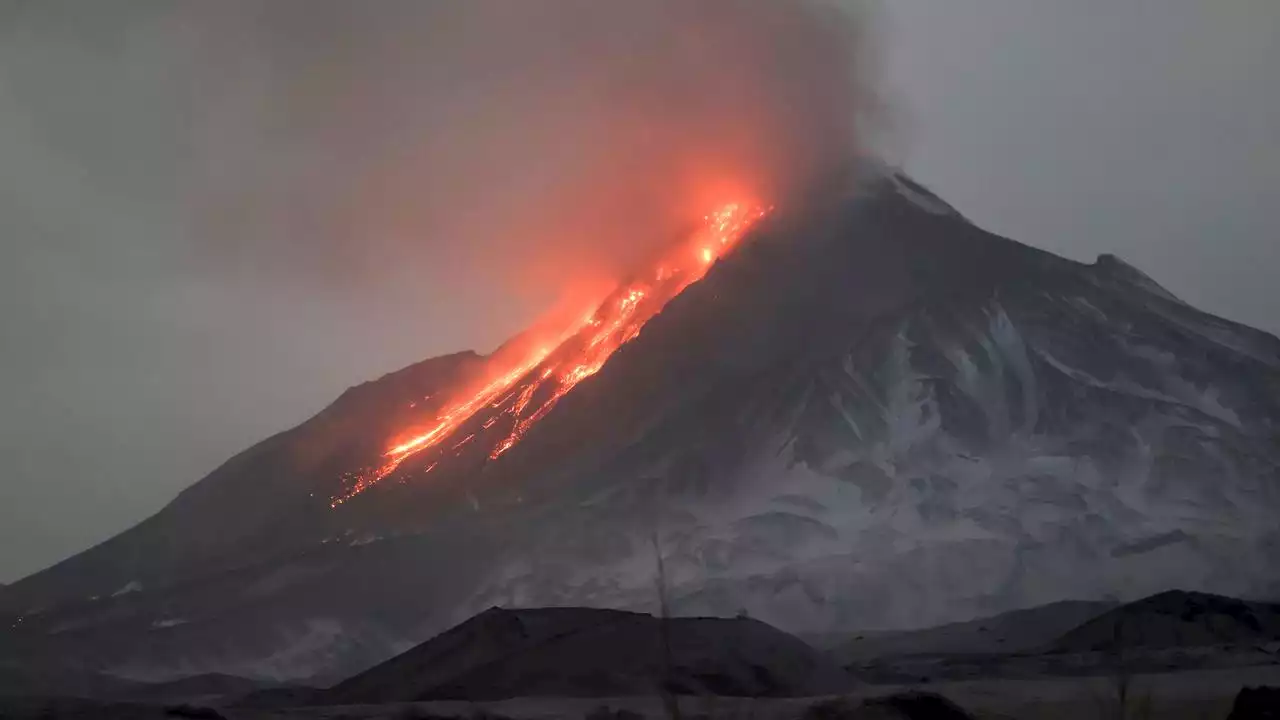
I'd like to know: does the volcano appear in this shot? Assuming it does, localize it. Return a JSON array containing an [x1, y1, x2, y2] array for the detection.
[[4, 165, 1279, 684]]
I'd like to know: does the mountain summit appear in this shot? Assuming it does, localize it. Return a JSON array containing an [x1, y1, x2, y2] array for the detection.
[[4, 166, 1278, 683]]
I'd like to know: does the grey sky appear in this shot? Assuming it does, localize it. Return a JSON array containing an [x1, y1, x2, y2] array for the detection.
[[1, 0, 1277, 583]]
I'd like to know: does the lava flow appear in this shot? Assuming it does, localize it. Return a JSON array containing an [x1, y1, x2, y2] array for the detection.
[[332, 201, 769, 506]]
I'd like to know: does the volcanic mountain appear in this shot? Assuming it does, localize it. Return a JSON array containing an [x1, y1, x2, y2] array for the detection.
[[3, 165, 1278, 685]]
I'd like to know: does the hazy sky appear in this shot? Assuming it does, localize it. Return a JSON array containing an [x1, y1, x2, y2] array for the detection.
[[1, 0, 1277, 583]]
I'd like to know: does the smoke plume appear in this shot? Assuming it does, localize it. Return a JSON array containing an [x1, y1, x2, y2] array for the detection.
[[189, 0, 877, 324]]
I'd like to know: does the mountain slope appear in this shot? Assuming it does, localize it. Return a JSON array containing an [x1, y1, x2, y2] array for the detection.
[[830, 599, 1117, 663], [3, 166, 1278, 683]]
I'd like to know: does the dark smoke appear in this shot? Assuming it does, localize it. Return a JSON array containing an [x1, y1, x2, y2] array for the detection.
[[0, 0, 878, 583], [188, 0, 877, 313]]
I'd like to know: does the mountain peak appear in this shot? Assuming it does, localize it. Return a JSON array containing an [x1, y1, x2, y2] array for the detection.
[[1092, 252, 1184, 303], [862, 162, 966, 219]]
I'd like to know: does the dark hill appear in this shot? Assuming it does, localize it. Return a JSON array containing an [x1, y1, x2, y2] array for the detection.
[[0, 661, 143, 700], [319, 607, 852, 703], [125, 673, 289, 704], [832, 599, 1116, 663], [1052, 590, 1280, 652]]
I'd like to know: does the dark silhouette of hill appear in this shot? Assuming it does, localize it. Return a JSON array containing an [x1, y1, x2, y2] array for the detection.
[[0, 660, 143, 700], [831, 599, 1115, 663], [1052, 590, 1280, 652], [126, 673, 291, 704], [1227, 686, 1280, 720], [319, 607, 852, 703]]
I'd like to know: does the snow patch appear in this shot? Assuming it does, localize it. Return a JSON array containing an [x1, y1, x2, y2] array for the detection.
[[886, 171, 961, 217], [241, 618, 347, 680], [1034, 348, 1240, 426], [111, 581, 142, 597], [1068, 295, 1109, 321]]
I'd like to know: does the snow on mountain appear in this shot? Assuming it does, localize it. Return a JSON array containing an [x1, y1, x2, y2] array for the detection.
[[3, 166, 1277, 683]]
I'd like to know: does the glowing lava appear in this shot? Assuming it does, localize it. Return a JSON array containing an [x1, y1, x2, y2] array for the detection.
[[332, 201, 769, 506]]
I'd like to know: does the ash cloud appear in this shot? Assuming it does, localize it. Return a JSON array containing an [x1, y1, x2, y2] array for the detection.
[[0, 0, 877, 582], [190, 0, 877, 302]]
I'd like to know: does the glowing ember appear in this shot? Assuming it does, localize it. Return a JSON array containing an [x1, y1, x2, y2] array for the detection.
[[331, 201, 769, 506]]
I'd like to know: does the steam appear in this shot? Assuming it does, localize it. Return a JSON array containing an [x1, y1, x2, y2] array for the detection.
[[188, 0, 877, 340]]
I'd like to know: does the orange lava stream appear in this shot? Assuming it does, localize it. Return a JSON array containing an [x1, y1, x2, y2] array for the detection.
[[331, 201, 768, 506]]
